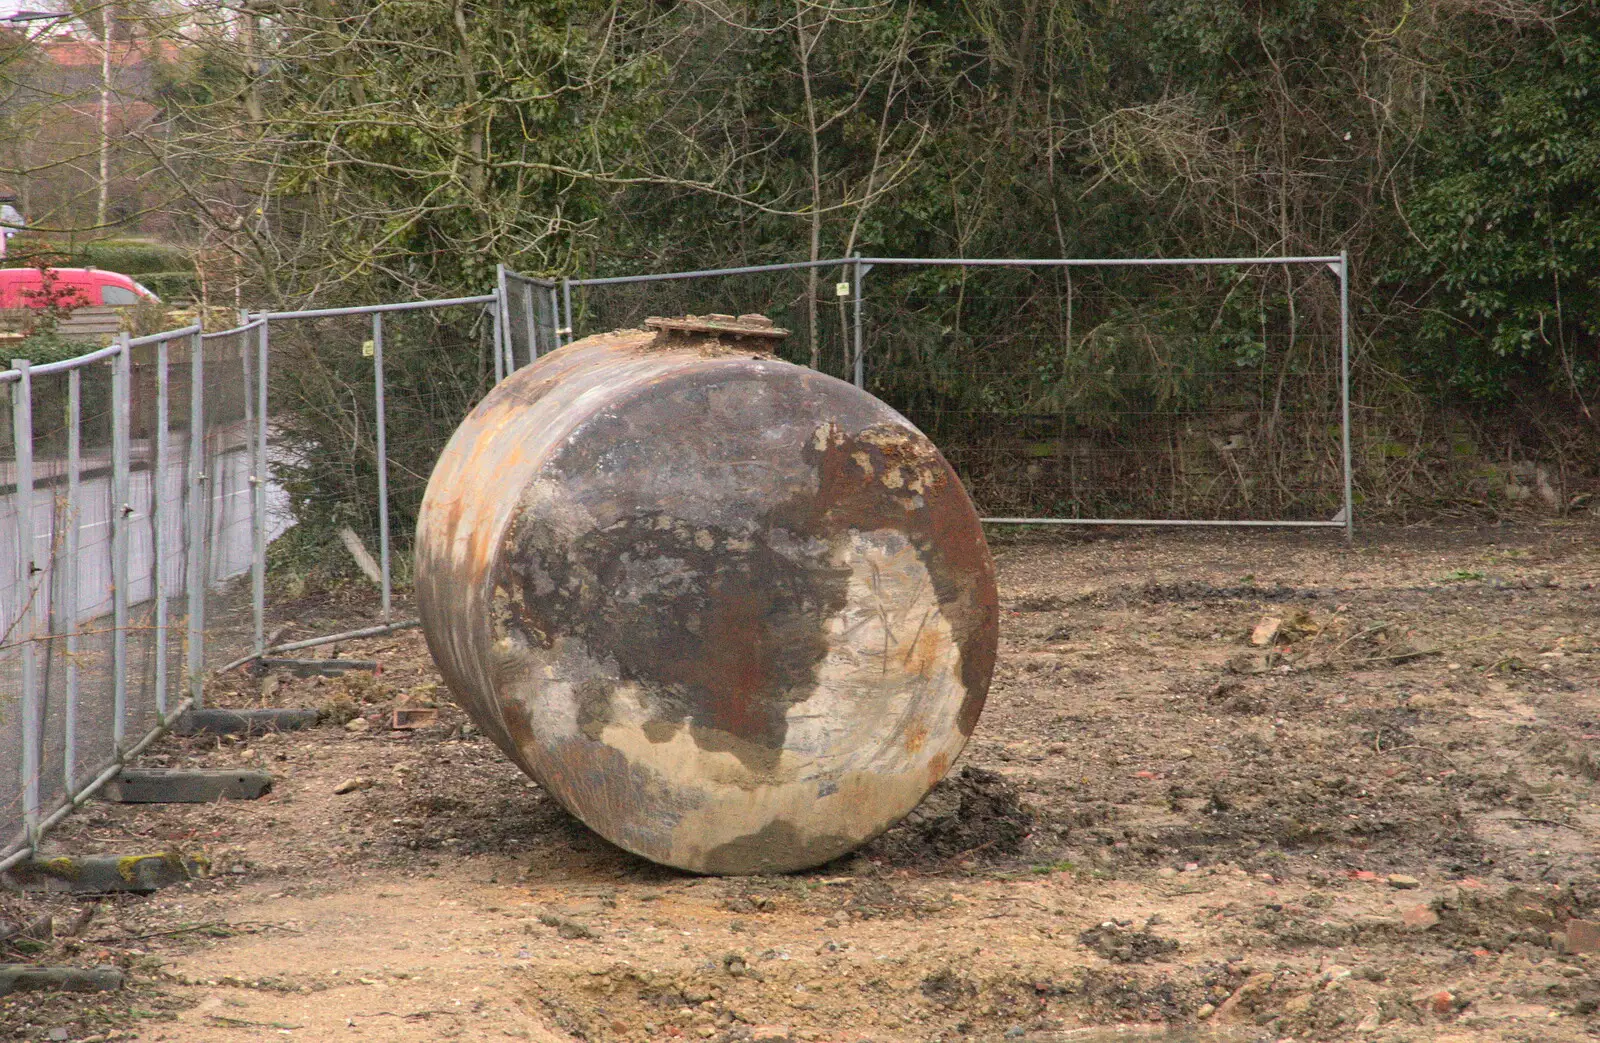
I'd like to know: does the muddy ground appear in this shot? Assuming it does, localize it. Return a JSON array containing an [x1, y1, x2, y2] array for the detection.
[[3, 522, 1599, 1042]]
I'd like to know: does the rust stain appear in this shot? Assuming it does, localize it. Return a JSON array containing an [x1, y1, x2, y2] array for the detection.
[[903, 718, 928, 755], [789, 403, 999, 738], [416, 326, 999, 874], [901, 618, 947, 679]]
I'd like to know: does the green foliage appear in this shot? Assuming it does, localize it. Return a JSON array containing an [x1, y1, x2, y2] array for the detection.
[[80, 240, 195, 276], [265, 307, 491, 570], [1399, 5, 1600, 403], [155, 0, 666, 561], [137, 271, 200, 302], [204, 0, 649, 295], [151, 0, 1600, 532], [12, 331, 101, 365]]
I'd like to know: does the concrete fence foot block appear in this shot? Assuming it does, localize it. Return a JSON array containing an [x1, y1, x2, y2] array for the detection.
[[101, 769, 274, 803], [170, 708, 320, 736], [253, 658, 379, 678], [0, 964, 124, 996], [3, 852, 210, 893]]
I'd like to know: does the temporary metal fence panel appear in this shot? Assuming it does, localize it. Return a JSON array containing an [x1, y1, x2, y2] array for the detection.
[[561, 255, 1351, 533], [238, 295, 497, 665], [188, 325, 269, 683], [2, 251, 1354, 871], [556, 258, 863, 388], [1, 326, 202, 872], [499, 266, 562, 368]]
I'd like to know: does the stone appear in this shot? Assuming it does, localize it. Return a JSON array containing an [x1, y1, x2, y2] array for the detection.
[[1562, 919, 1600, 954], [1195, 1003, 1215, 1019], [1387, 873, 1421, 889], [1412, 988, 1455, 1015], [751, 1027, 793, 1043], [1250, 617, 1282, 646], [344, 717, 372, 733], [1318, 965, 1353, 987], [1215, 971, 1275, 1021], [1401, 903, 1439, 930], [1157, 867, 1177, 879]]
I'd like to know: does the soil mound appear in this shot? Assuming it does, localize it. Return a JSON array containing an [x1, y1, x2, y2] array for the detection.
[[867, 766, 1035, 864]]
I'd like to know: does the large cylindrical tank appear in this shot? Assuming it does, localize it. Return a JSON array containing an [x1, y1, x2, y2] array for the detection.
[[415, 315, 998, 874]]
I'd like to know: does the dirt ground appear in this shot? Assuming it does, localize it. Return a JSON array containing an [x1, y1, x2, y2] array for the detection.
[[4, 522, 1599, 1043]]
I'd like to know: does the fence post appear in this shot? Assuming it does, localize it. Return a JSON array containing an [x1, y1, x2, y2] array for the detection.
[[251, 318, 268, 656], [521, 276, 538, 363], [10, 358, 40, 847], [561, 277, 573, 347], [491, 294, 505, 385], [153, 337, 170, 719], [186, 331, 206, 709], [851, 253, 866, 390], [372, 311, 392, 623], [549, 285, 562, 352], [237, 322, 261, 658], [1339, 250, 1354, 543], [110, 335, 131, 752], [496, 263, 513, 371], [63, 367, 81, 790]]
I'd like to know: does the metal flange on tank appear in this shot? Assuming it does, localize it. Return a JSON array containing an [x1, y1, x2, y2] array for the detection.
[[415, 314, 998, 874]]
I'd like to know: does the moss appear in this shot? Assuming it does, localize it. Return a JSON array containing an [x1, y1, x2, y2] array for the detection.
[[114, 850, 209, 883], [37, 855, 80, 880], [115, 853, 171, 882]]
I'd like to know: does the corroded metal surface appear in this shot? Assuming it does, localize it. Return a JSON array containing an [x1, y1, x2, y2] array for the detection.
[[415, 324, 998, 874], [643, 313, 790, 341]]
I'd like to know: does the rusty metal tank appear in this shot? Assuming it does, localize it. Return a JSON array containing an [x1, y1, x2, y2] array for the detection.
[[414, 315, 998, 874]]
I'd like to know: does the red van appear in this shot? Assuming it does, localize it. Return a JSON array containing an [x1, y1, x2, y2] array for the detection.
[[0, 267, 161, 308]]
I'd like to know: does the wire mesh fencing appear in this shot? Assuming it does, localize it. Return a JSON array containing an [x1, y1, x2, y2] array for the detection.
[[192, 323, 275, 676], [499, 267, 562, 368], [555, 256, 1350, 529], [1, 328, 213, 869], [3, 250, 1352, 871], [860, 259, 1349, 524], [244, 296, 498, 661], [565, 261, 863, 386]]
